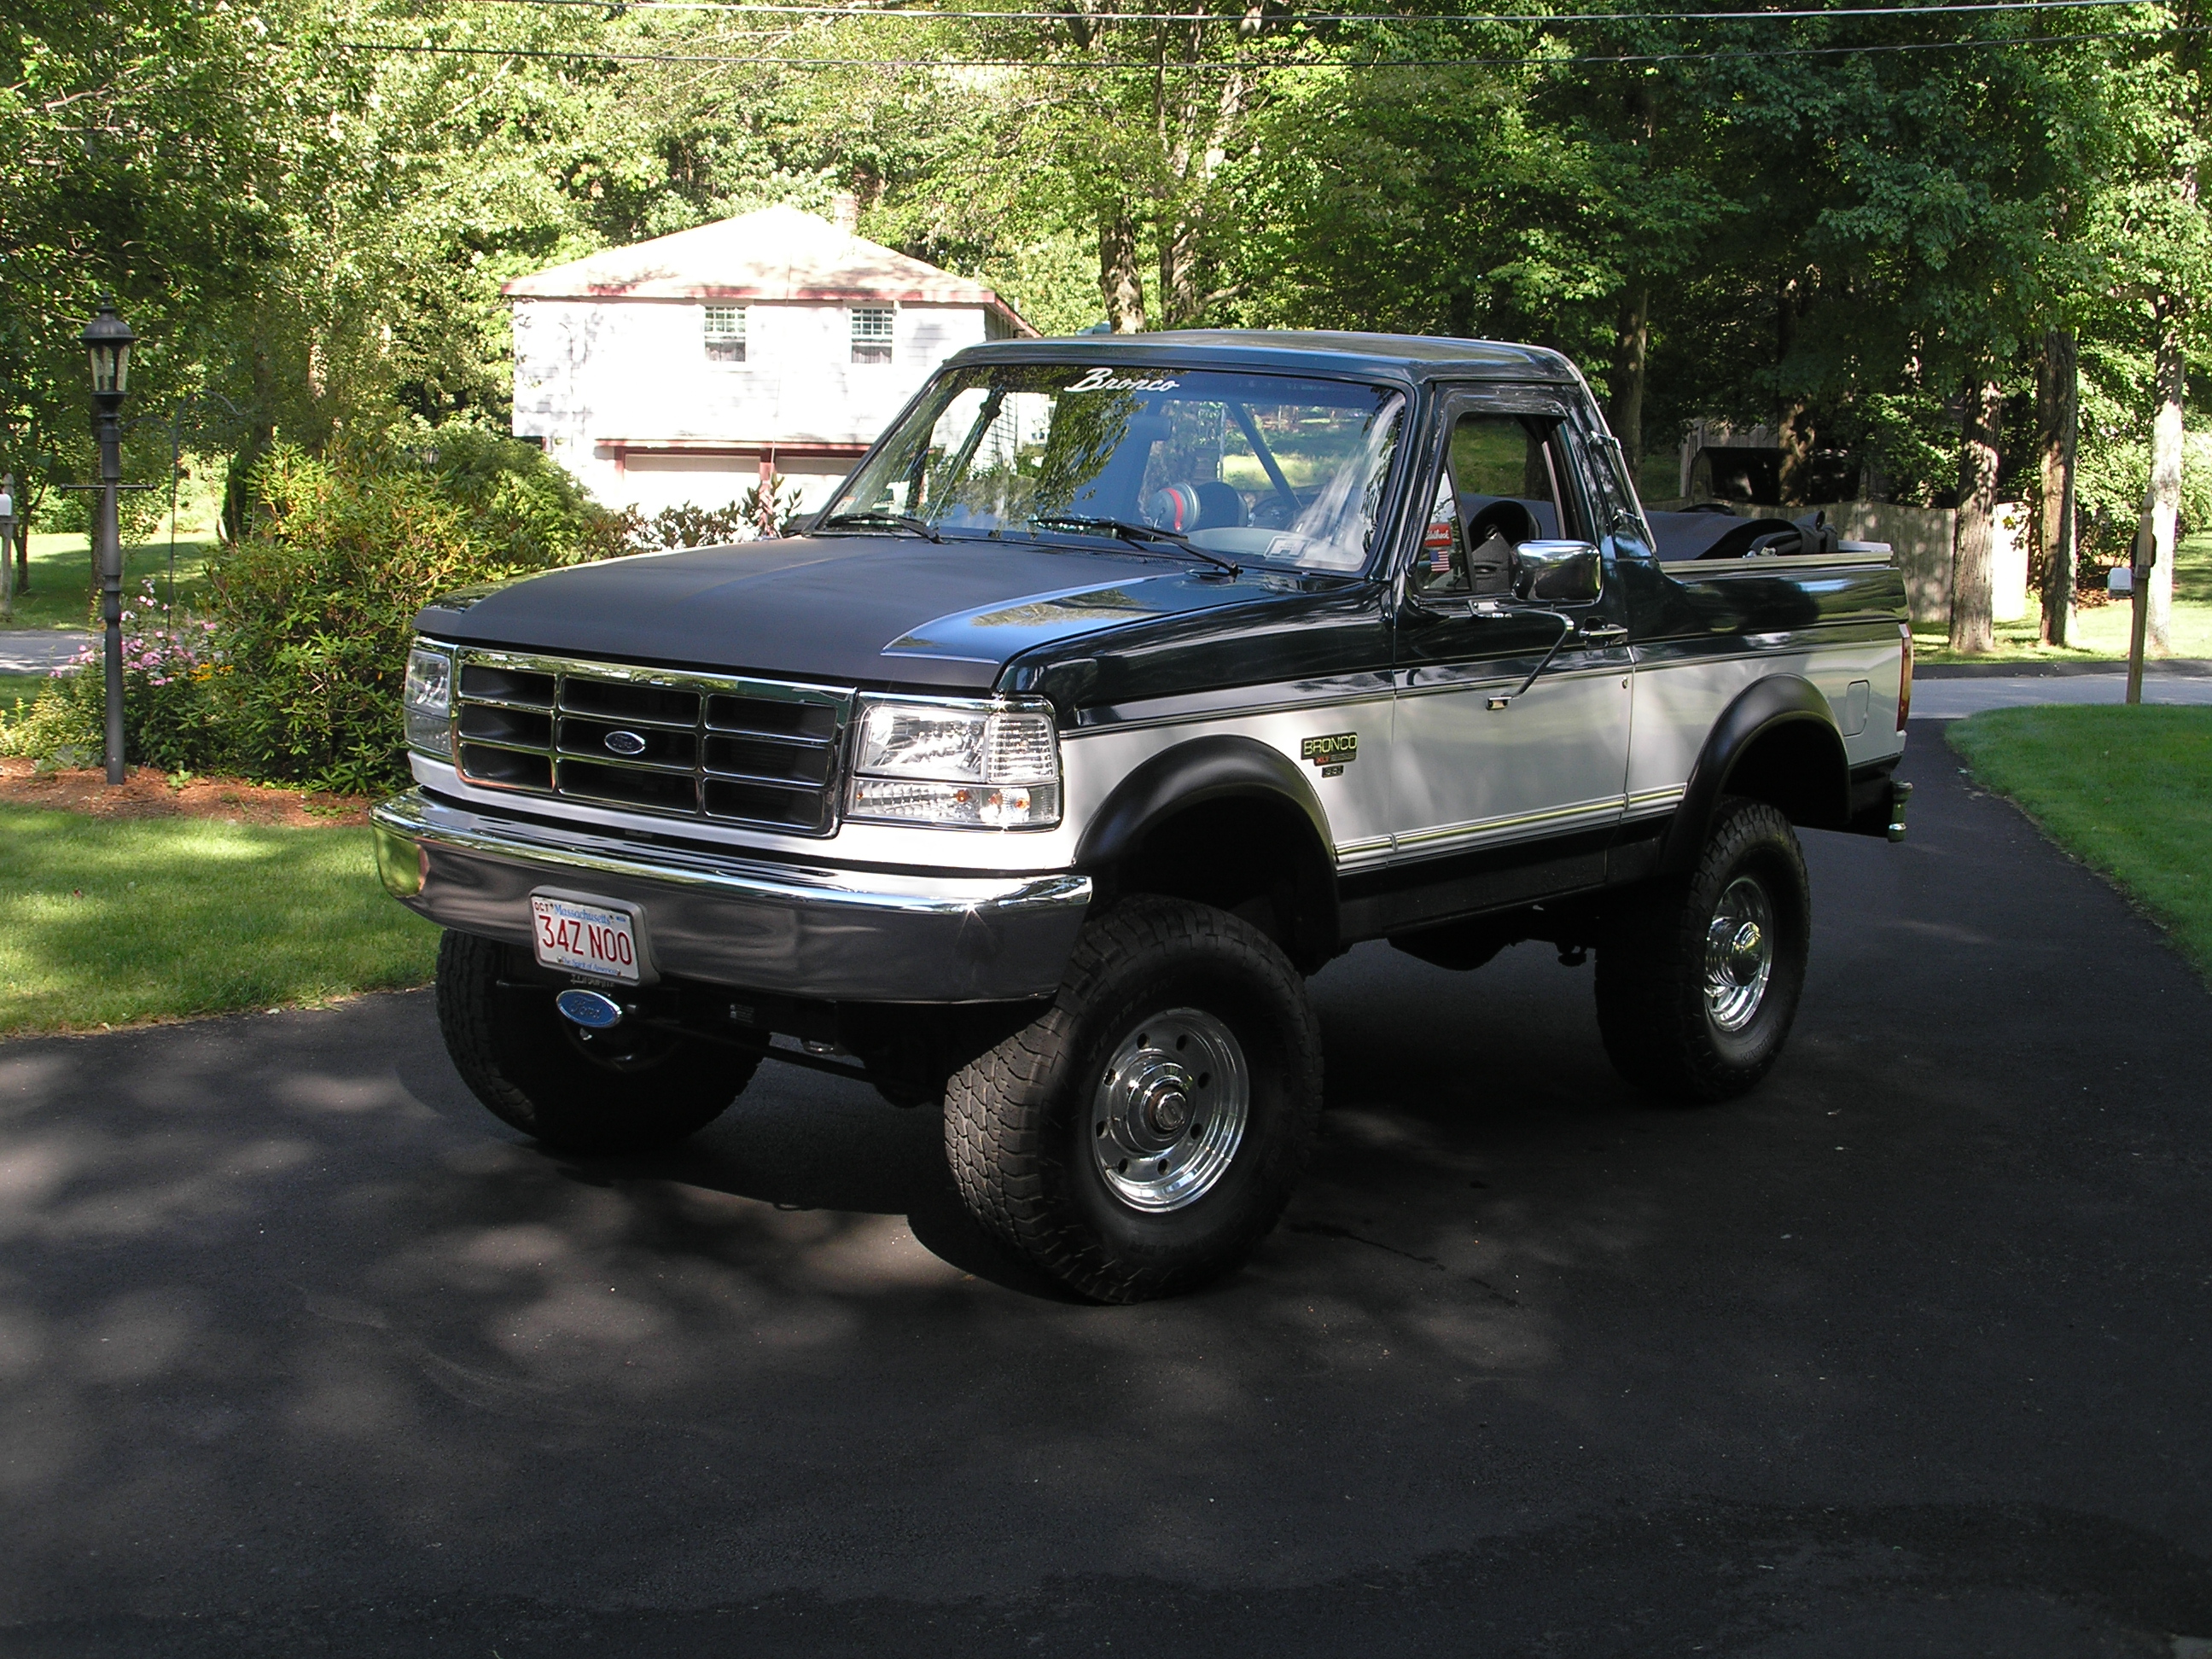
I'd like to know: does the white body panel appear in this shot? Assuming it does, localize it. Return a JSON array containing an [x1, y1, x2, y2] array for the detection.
[[1388, 661, 1631, 854], [1627, 632, 1906, 815]]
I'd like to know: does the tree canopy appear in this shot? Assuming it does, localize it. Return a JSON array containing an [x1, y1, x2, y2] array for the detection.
[[3, 0, 2205, 577]]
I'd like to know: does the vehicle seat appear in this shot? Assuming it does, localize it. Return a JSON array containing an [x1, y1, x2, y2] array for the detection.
[[1461, 499, 1539, 597], [1147, 480, 1248, 533]]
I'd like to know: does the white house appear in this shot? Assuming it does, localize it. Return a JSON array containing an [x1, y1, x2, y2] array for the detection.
[[505, 203, 1034, 517]]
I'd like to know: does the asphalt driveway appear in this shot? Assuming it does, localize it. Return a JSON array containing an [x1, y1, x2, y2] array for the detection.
[[2, 725, 2207, 1656]]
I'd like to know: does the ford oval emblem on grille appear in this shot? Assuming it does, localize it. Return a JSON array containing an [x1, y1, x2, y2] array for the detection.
[[603, 729, 648, 756]]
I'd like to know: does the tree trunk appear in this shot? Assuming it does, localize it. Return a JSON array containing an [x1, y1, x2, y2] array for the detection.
[[1157, 215, 1202, 330], [1778, 404, 1815, 506], [2037, 328, 2079, 648], [1098, 208, 1145, 334], [2139, 306, 2184, 656], [1948, 378, 2004, 655], [15, 477, 37, 594], [1609, 283, 1650, 469]]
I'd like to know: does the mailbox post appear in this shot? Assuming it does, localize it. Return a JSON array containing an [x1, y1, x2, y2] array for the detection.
[[0, 476, 13, 625]]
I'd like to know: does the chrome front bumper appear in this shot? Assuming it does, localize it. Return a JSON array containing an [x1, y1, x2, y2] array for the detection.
[[370, 790, 1092, 1003]]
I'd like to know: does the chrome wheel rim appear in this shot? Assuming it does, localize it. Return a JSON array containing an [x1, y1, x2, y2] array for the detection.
[[1704, 875, 1776, 1033], [1090, 1008, 1249, 1213]]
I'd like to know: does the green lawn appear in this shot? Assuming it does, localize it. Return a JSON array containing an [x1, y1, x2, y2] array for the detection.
[[1914, 530, 2212, 665], [1, 532, 218, 630], [0, 805, 439, 1037], [1947, 705, 2212, 981]]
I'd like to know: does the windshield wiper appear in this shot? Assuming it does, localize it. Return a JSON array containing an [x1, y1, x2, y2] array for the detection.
[[819, 510, 943, 544], [1031, 515, 1240, 577]]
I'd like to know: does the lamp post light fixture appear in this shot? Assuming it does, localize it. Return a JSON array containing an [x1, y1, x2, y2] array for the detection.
[[80, 298, 135, 785]]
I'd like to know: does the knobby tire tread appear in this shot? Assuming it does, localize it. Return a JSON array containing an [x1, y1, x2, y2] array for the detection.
[[945, 896, 1321, 1303], [1594, 797, 1809, 1104], [435, 929, 753, 1154]]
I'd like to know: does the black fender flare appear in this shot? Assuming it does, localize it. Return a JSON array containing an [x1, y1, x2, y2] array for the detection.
[[1660, 673, 1849, 875], [1075, 733, 1333, 871], [1074, 734, 1340, 963]]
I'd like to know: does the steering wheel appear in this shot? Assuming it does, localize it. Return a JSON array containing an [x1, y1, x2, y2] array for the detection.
[[1464, 499, 1540, 549]]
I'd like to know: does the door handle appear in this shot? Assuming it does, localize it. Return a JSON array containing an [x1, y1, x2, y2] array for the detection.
[[1579, 621, 1629, 646]]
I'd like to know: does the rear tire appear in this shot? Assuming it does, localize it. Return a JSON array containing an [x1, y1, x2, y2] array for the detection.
[[945, 896, 1322, 1303], [1595, 798, 1810, 1103], [435, 929, 754, 1154]]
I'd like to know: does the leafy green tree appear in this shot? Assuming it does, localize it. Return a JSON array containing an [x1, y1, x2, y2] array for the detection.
[[2079, 6, 2210, 655], [0, 0, 282, 574]]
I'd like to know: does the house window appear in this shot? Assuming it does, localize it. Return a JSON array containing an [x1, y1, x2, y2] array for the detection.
[[703, 306, 746, 364], [851, 306, 894, 365]]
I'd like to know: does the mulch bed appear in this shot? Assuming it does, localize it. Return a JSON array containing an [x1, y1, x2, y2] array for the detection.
[[0, 758, 369, 827]]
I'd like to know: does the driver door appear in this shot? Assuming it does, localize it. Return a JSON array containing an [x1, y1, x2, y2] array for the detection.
[[1382, 392, 1633, 919]]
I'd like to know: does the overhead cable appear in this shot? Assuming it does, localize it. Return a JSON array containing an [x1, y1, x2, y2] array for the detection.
[[455, 0, 2163, 20], [294, 21, 2200, 65]]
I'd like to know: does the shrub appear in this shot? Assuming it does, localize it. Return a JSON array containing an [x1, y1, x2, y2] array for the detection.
[[619, 476, 812, 552], [5, 431, 788, 795], [0, 672, 102, 770], [212, 447, 503, 794], [627, 501, 755, 550], [399, 420, 633, 565], [0, 583, 225, 772], [206, 424, 632, 795]]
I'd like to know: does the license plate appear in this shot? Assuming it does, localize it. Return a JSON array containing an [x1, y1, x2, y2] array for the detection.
[[529, 894, 641, 983]]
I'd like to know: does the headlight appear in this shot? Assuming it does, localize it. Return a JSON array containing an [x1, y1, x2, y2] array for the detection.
[[403, 642, 454, 758], [847, 697, 1061, 830]]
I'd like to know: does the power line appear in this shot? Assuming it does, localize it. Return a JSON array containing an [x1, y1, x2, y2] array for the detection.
[[298, 21, 2197, 66], [455, 0, 2166, 22]]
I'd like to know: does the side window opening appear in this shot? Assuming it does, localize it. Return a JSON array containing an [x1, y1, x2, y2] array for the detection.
[[1410, 410, 1585, 598]]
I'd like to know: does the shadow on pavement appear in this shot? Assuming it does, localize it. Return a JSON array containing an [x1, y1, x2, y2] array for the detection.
[[2, 730, 2209, 1654]]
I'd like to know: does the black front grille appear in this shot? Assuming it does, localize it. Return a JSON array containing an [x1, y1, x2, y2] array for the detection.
[[450, 650, 852, 835]]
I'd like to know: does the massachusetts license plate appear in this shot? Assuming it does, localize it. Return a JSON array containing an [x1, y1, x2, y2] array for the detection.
[[529, 894, 641, 983]]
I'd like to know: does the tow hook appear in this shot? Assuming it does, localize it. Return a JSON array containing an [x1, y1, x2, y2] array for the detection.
[[1886, 780, 1914, 843], [556, 988, 626, 1029]]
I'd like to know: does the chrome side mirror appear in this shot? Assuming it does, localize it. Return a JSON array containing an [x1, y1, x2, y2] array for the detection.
[[1511, 539, 1603, 605]]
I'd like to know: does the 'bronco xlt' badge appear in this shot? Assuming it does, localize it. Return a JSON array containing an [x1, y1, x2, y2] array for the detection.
[[1300, 732, 1357, 768]]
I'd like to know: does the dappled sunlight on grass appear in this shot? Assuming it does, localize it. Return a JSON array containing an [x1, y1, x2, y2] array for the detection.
[[6, 533, 217, 632], [0, 804, 438, 1034], [1914, 530, 2212, 664]]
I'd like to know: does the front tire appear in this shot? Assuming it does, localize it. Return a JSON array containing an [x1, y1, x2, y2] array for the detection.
[[1595, 798, 1810, 1103], [435, 929, 755, 1154], [945, 897, 1323, 1303]]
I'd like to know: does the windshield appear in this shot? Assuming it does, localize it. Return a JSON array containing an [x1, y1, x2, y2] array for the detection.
[[820, 364, 1409, 573]]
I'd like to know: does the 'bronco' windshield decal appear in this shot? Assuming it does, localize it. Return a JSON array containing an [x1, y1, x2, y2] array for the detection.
[[1065, 367, 1180, 394]]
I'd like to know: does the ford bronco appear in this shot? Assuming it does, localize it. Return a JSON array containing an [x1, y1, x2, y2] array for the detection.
[[372, 330, 1912, 1302]]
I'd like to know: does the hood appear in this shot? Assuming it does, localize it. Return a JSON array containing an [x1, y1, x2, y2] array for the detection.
[[416, 533, 1291, 691]]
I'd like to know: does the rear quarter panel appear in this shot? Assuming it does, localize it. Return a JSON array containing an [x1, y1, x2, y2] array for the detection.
[[1618, 556, 1909, 809]]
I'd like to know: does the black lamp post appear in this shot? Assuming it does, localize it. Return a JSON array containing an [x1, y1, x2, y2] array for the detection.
[[80, 298, 134, 785]]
